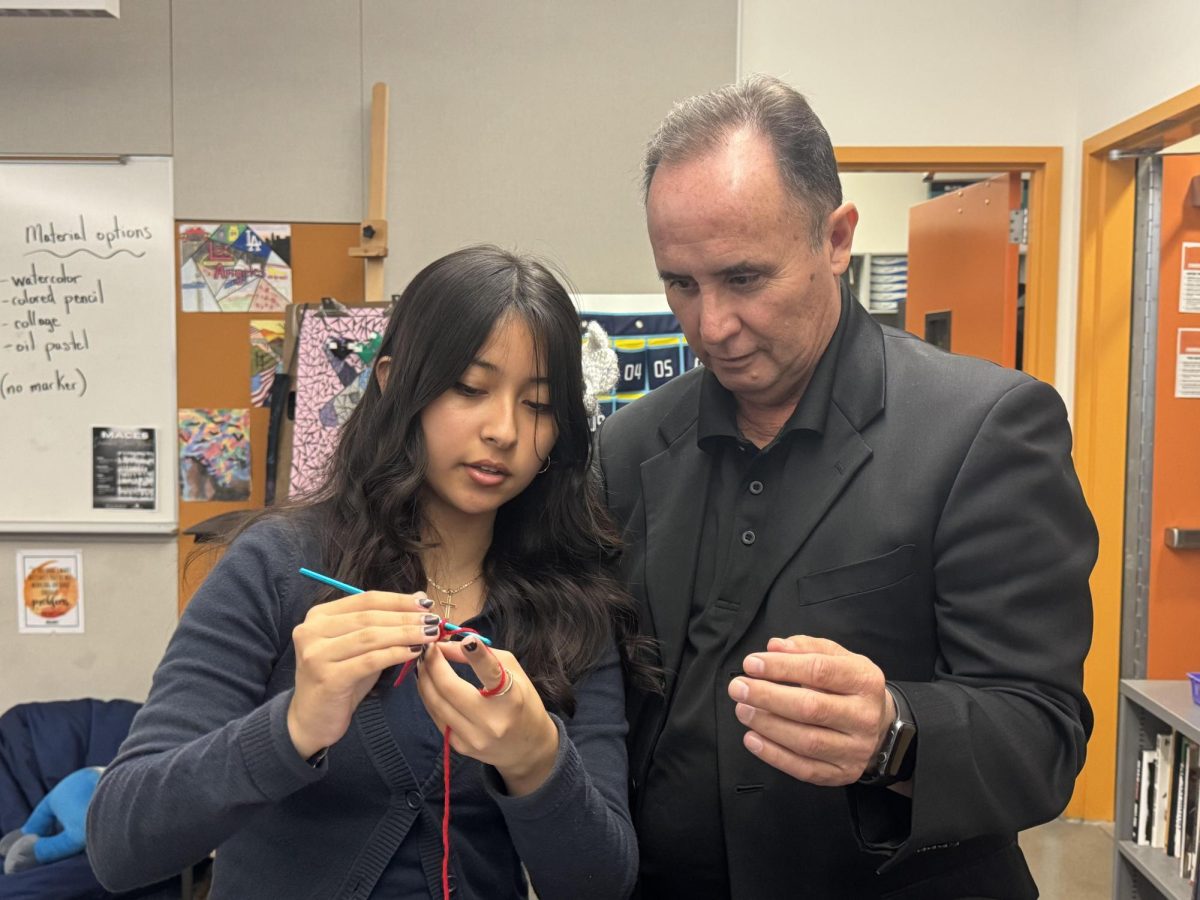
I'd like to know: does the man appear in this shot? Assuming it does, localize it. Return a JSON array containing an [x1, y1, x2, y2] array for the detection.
[[596, 75, 1096, 899]]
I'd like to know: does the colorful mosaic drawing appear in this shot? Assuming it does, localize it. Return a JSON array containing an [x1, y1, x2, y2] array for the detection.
[[250, 319, 286, 407], [178, 408, 251, 501], [179, 223, 292, 312], [289, 309, 388, 498]]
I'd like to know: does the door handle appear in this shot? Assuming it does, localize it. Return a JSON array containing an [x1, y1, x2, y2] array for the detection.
[[1165, 528, 1200, 549]]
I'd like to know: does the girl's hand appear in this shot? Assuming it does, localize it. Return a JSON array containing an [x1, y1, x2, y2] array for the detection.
[[286, 591, 442, 759], [417, 639, 560, 797]]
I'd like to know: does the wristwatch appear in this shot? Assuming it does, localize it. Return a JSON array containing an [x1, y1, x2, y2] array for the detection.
[[858, 685, 916, 787]]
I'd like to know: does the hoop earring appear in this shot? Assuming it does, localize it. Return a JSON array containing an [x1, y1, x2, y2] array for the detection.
[[538, 456, 551, 474]]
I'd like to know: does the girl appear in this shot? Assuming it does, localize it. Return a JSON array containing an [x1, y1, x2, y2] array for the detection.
[[87, 246, 646, 899]]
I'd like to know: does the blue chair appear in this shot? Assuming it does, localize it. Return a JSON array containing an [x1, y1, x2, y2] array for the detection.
[[0, 699, 187, 899]]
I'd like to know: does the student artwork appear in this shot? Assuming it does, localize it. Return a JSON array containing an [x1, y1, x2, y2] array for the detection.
[[177, 408, 251, 502], [249, 320, 286, 407], [577, 312, 692, 429], [289, 309, 388, 498], [178, 223, 292, 312]]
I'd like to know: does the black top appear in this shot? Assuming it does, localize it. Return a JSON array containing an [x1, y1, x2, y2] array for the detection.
[[636, 298, 848, 896]]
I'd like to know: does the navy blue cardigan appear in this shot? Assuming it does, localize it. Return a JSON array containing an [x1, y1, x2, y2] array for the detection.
[[86, 519, 636, 899]]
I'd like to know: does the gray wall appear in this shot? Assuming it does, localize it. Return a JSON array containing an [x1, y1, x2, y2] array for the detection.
[[0, 539, 178, 709], [0, 0, 736, 714], [364, 0, 737, 294], [0, 2, 172, 154]]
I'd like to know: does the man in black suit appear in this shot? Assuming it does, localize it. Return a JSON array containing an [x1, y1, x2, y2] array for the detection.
[[597, 75, 1097, 899]]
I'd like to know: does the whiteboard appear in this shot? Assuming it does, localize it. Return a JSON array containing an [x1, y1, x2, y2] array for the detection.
[[0, 157, 177, 533]]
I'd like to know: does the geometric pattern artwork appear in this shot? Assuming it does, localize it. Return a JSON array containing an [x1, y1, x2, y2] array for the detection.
[[178, 408, 251, 501], [179, 223, 292, 312], [289, 308, 387, 499], [250, 319, 286, 407]]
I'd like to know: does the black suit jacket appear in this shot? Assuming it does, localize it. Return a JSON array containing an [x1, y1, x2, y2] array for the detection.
[[597, 297, 1097, 899]]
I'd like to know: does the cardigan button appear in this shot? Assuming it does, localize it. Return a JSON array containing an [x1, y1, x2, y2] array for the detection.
[[406, 790, 422, 809]]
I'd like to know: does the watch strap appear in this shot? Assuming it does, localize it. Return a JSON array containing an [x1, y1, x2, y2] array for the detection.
[[858, 685, 916, 786]]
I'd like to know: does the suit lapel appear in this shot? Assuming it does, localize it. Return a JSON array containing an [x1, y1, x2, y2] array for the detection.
[[640, 389, 711, 688]]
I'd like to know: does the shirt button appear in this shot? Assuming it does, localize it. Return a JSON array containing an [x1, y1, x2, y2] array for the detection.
[[406, 790, 422, 809], [448, 874, 458, 894], [741, 529, 756, 546], [748, 480, 764, 495]]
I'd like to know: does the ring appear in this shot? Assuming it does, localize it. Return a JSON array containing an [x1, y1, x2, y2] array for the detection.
[[479, 666, 514, 698]]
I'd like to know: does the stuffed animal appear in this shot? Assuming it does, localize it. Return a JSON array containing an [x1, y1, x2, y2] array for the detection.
[[580, 319, 619, 418], [0, 766, 102, 874]]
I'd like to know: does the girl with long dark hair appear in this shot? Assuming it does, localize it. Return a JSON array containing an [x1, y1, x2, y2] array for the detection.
[[87, 246, 646, 899]]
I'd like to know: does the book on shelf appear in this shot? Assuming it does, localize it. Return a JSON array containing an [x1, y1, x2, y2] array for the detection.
[[1133, 745, 1144, 841], [1154, 732, 1175, 850], [1170, 734, 1187, 858], [1184, 738, 1200, 880], [1174, 736, 1192, 862], [1127, 726, 1200, 885], [1140, 747, 1157, 846]]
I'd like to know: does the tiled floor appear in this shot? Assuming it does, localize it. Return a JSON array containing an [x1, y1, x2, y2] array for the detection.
[[531, 817, 1116, 900], [1021, 817, 1114, 899]]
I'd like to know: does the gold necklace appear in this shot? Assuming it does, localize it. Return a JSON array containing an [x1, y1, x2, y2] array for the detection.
[[426, 572, 483, 617]]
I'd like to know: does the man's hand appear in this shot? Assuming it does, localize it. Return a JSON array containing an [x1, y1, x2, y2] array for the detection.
[[726, 635, 893, 786]]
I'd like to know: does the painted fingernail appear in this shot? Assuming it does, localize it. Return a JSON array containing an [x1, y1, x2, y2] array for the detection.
[[423, 614, 440, 625], [745, 732, 764, 753], [744, 655, 765, 675], [735, 703, 755, 724], [418, 596, 434, 609], [463, 639, 479, 652], [730, 678, 749, 702], [409, 645, 422, 652], [423, 624, 439, 636]]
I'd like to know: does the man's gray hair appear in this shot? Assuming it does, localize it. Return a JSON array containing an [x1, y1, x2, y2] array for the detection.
[[642, 74, 842, 249]]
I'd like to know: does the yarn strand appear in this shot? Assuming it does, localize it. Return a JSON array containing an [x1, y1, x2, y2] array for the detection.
[[393, 620, 490, 900]]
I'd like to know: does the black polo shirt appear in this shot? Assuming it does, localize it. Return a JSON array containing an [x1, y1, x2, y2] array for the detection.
[[636, 296, 849, 897]]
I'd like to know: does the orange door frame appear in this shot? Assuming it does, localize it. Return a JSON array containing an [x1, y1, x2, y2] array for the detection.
[[1072, 85, 1200, 821], [836, 146, 1062, 385]]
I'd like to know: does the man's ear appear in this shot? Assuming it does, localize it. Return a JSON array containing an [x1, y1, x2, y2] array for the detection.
[[826, 202, 859, 276], [375, 355, 392, 391]]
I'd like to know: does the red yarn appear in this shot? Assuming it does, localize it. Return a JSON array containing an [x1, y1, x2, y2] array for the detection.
[[393, 621, 494, 900], [442, 727, 452, 898]]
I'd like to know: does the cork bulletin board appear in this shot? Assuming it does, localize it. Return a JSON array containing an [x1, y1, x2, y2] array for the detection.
[[175, 222, 363, 611]]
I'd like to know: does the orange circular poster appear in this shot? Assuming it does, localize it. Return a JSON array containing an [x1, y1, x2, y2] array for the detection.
[[24, 560, 79, 620]]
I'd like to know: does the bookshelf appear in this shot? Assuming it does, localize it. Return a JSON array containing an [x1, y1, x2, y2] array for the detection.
[[1115, 680, 1200, 899]]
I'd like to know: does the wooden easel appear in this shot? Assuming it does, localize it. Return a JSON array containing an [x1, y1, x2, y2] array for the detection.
[[349, 82, 390, 302]]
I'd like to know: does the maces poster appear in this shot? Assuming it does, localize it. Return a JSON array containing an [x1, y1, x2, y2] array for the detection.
[[92, 426, 156, 510]]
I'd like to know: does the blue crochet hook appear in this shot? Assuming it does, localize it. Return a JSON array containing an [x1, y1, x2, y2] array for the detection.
[[298, 568, 493, 645]]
